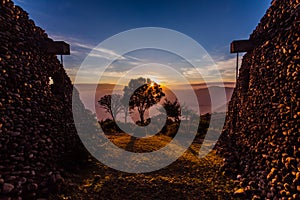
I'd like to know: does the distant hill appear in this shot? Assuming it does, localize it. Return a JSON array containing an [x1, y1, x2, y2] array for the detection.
[[74, 83, 234, 120]]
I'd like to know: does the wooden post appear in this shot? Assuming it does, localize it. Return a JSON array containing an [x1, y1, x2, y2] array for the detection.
[[236, 52, 239, 81], [230, 39, 255, 82], [60, 55, 63, 65], [230, 39, 255, 131]]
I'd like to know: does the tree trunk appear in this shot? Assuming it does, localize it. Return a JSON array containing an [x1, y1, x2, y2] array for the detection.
[[124, 109, 128, 124], [140, 111, 145, 125]]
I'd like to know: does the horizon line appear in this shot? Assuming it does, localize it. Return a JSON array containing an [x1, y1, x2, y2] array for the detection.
[[73, 81, 236, 86]]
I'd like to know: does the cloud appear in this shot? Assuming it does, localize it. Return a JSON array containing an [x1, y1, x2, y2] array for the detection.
[[14, 0, 25, 3], [50, 34, 127, 60], [70, 41, 128, 61], [50, 34, 241, 84], [180, 55, 243, 82]]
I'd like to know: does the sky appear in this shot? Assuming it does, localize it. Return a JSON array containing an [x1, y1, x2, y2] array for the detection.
[[14, 0, 272, 85]]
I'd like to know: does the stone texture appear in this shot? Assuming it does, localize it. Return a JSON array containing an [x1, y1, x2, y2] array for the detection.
[[217, 0, 300, 199], [0, 0, 97, 199], [2, 183, 14, 194]]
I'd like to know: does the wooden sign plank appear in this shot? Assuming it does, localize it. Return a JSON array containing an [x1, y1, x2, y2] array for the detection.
[[230, 40, 255, 53], [43, 41, 70, 55]]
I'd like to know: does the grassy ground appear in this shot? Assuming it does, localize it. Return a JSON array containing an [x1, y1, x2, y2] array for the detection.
[[50, 134, 238, 200]]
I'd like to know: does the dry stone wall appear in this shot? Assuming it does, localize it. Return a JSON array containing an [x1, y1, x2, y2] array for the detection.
[[218, 0, 300, 199], [0, 0, 94, 199]]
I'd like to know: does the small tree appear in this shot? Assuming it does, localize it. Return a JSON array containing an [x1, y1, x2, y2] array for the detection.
[[124, 77, 165, 125], [121, 91, 130, 124], [181, 105, 199, 134], [160, 98, 181, 123], [98, 94, 122, 121], [181, 104, 194, 121]]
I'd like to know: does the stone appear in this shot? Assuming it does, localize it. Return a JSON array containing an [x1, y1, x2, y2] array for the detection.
[[0, 1, 92, 198], [27, 183, 38, 191], [2, 0, 300, 199], [216, 0, 300, 198], [19, 177, 27, 184], [2, 183, 14, 194], [267, 168, 277, 180], [293, 194, 299, 199], [11, 132, 21, 136], [233, 188, 245, 197], [267, 192, 273, 198]]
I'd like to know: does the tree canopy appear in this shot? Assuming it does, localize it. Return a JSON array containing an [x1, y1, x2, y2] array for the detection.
[[98, 94, 123, 121], [124, 77, 165, 125], [161, 98, 181, 123]]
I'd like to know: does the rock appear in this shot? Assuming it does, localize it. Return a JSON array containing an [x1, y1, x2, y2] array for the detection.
[[233, 188, 245, 197], [251, 195, 261, 200], [19, 177, 27, 184], [216, 0, 300, 198], [1, 0, 299, 199], [27, 183, 38, 191], [2, 183, 14, 194], [267, 168, 277, 180], [0, 1, 92, 197], [25, 108, 31, 112], [93, 175, 101, 184], [267, 192, 273, 198], [293, 194, 299, 199], [6, 176, 17, 181], [0, 197, 12, 200], [11, 132, 21, 136]]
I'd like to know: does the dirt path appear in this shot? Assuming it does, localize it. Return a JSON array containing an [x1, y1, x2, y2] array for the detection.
[[50, 135, 238, 199]]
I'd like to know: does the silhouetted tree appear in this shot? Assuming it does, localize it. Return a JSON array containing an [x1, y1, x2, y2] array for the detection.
[[197, 113, 210, 138], [160, 98, 181, 123], [124, 77, 165, 125], [121, 90, 130, 124], [181, 104, 194, 121], [181, 105, 198, 134], [98, 94, 122, 121]]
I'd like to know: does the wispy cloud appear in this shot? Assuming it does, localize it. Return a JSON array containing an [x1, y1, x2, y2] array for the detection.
[[51, 35, 128, 60], [14, 0, 25, 3], [180, 55, 242, 83], [70, 42, 94, 50], [50, 34, 241, 84]]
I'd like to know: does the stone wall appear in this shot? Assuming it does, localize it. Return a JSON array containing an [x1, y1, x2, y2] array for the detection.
[[0, 0, 93, 199], [218, 0, 300, 199]]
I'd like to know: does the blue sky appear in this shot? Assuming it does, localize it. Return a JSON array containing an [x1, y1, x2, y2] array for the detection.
[[15, 0, 271, 84]]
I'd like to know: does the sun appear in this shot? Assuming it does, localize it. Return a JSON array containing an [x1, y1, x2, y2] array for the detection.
[[150, 82, 155, 87]]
